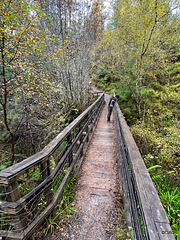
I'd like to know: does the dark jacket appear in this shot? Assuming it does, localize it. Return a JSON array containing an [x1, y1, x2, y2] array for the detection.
[[108, 97, 117, 108]]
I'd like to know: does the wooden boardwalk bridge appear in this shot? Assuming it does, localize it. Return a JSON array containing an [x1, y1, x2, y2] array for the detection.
[[0, 92, 174, 240]]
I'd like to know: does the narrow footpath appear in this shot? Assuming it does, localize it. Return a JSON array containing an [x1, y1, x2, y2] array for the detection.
[[52, 94, 124, 240]]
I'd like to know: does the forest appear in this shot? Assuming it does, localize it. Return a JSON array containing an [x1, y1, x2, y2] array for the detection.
[[0, 0, 180, 239]]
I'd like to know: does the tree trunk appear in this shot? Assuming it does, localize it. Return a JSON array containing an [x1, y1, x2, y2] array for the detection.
[[21, 89, 36, 154], [1, 33, 15, 165]]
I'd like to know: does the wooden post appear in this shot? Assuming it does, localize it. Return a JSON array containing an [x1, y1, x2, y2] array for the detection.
[[78, 124, 83, 157], [86, 125, 89, 143], [67, 133, 73, 166], [9, 179, 20, 202], [9, 179, 27, 231], [41, 160, 53, 205], [89, 110, 93, 133], [41, 162, 47, 180], [85, 114, 89, 143]]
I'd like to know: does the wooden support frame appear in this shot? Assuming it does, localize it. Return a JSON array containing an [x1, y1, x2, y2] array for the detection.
[[0, 93, 105, 240]]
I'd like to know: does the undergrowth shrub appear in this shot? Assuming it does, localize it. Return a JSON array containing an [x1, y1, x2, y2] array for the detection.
[[131, 123, 180, 175], [148, 168, 180, 239], [43, 175, 77, 237]]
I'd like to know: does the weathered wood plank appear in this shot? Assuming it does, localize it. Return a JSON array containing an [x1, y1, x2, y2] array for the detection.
[[0, 230, 21, 240], [155, 222, 175, 240]]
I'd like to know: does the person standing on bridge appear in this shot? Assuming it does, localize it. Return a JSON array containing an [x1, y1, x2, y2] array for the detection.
[[107, 94, 119, 123]]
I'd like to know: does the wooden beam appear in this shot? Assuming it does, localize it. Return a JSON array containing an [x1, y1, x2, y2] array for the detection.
[[115, 102, 175, 240]]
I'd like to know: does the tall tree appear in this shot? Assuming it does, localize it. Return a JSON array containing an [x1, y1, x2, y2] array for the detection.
[[94, 0, 180, 119], [89, 0, 105, 40], [36, 0, 105, 107], [0, 0, 61, 164]]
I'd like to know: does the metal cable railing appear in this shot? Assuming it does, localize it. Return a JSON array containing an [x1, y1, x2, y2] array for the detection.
[[114, 102, 175, 240]]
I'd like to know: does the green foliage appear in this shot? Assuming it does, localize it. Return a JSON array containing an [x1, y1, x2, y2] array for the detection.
[[115, 83, 138, 124], [116, 228, 131, 239], [150, 172, 180, 238], [44, 175, 77, 236], [133, 124, 178, 160], [57, 176, 77, 217], [19, 168, 41, 196], [0, 151, 10, 170], [147, 165, 162, 172], [44, 214, 60, 236], [168, 61, 180, 84]]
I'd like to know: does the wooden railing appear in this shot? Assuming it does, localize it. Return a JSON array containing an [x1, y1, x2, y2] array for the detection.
[[0, 93, 104, 240], [114, 102, 175, 240]]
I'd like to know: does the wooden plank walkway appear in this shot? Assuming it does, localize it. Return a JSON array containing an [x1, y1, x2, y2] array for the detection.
[[73, 94, 119, 240], [51, 94, 123, 240]]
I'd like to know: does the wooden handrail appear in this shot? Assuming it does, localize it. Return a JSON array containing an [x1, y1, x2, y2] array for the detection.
[[0, 93, 104, 183], [114, 102, 175, 240], [0, 93, 105, 240]]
